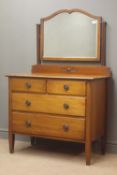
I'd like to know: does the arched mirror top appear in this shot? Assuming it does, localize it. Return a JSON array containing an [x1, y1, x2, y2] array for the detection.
[[39, 9, 103, 62], [41, 9, 101, 21]]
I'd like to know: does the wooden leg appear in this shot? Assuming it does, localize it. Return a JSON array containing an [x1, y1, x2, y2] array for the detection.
[[85, 82, 92, 165], [101, 136, 106, 155], [85, 141, 92, 165], [9, 133, 15, 153], [101, 80, 107, 155], [31, 137, 37, 146]]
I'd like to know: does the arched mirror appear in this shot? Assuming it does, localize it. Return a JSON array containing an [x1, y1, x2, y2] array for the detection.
[[39, 9, 102, 62]]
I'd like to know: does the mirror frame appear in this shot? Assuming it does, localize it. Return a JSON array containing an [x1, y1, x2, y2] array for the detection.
[[40, 9, 102, 62]]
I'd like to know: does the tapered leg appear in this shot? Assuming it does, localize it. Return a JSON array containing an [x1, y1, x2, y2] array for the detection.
[[31, 137, 37, 146], [85, 141, 92, 165], [101, 80, 107, 155], [9, 133, 15, 153], [101, 136, 106, 155], [85, 82, 92, 165]]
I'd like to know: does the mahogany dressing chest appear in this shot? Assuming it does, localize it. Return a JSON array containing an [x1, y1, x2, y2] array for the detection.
[[7, 9, 111, 165]]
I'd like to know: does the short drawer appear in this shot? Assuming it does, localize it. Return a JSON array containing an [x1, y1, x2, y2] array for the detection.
[[12, 93, 86, 116], [10, 78, 46, 93], [47, 80, 86, 96], [12, 112, 85, 141]]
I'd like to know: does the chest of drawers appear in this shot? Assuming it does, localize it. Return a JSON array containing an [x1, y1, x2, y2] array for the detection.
[[7, 65, 111, 165]]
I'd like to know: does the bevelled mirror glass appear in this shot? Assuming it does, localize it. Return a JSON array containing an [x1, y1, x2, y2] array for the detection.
[[40, 9, 101, 62]]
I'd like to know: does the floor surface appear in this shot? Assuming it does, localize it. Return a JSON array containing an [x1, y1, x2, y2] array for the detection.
[[0, 139, 117, 175]]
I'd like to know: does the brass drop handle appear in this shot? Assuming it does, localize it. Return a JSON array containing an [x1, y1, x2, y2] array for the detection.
[[25, 100, 31, 106], [25, 120, 31, 128], [65, 67, 72, 72], [25, 82, 32, 89], [63, 103, 69, 110], [64, 85, 69, 91], [63, 67, 76, 73], [63, 124, 69, 132]]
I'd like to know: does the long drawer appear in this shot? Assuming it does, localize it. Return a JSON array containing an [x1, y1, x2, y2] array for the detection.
[[12, 93, 86, 116], [12, 112, 85, 141], [10, 78, 46, 93], [47, 80, 86, 96]]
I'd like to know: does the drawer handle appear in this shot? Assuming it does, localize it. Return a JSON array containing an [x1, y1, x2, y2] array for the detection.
[[64, 85, 69, 91], [25, 82, 32, 89], [63, 103, 69, 110], [25, 100, 31, 106], [25, 120, 31, 128], [63, 67, 76, 73], [63, 124, 69, 132]]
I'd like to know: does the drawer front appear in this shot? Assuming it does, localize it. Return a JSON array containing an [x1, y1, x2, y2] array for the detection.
[[10, 78, 46, 93], [47, 80, 86, 96], [12, 112, 85, 141], [12, 93, 86, 116]]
